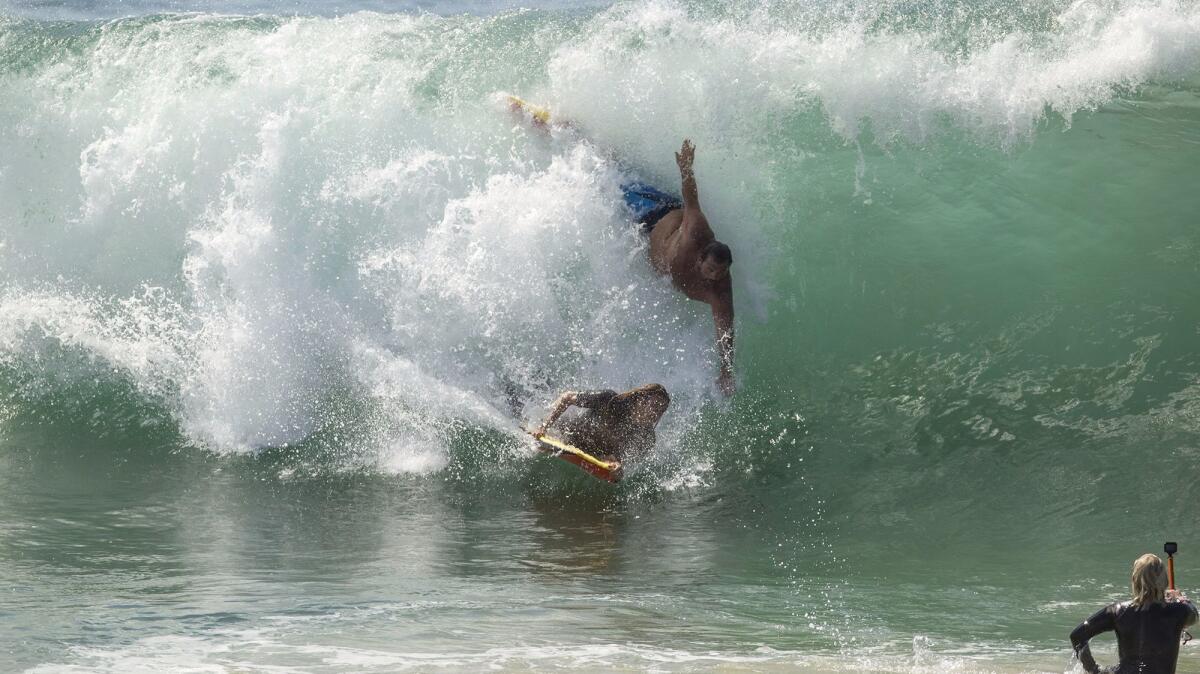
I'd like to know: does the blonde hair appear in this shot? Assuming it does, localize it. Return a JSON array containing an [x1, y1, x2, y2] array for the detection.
[[1131, 553, 1169, 606]]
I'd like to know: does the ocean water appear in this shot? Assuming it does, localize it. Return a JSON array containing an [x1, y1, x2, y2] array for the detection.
[[2, 0, 1199, 670]]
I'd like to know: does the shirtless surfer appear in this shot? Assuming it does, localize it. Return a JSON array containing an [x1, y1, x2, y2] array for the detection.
[[623, 140, 736, 396], [507, 98, 737, 396]]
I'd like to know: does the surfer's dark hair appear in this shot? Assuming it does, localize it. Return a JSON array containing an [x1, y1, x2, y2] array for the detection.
[[607, 384, 670, 421], [702, 241, 732, 265]]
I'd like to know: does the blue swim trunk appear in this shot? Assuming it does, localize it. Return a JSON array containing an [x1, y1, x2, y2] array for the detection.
[[622, 181, 682, 233]]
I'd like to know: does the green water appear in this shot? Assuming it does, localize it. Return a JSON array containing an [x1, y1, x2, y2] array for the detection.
[[2, 0, 1200, 670]]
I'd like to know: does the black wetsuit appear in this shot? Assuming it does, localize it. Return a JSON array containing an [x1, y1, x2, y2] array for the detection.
[[556, 390, 655, 461], [1070, 600, 1198, 674]]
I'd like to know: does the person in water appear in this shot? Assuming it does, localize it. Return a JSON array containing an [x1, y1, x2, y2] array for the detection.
[[507, 101, 736, 397], [623, 140, 736, 397], [531, 384, 670, 462], [1070, 553, 1198, 673]]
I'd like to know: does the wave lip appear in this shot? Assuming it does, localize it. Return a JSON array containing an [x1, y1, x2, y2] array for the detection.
[[549, 0, 1200, 149], [1, 0, 614, 21]]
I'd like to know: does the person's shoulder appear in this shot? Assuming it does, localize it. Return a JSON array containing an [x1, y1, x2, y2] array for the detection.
[[1078, 602, 1120, 630], [1106, 601, 1130, 616], [1168, 600, 1198, 616], [574, 390, 618, 407], [1157, 600, 1199, 627]]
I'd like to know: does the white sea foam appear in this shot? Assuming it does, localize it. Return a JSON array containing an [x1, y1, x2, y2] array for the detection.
[[0, 11, 721, 470], [549, 0, 1200, 152], [23, 625, 1072, 673]]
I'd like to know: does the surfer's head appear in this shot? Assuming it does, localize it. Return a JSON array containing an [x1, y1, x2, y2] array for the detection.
[[700, 241, 732, 281], [614, 384, 670, 426], [1130, 553, 1169, 606]]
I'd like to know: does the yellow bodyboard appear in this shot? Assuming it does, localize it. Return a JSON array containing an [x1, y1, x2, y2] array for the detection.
[[525, 428, 622, 483], [507, 95, 551, 125], [535, 433, 617, 471]]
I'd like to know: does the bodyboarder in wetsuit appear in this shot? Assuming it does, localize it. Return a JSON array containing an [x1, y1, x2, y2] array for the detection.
[[531, 384, 670, 463], [1071, 553, 1199, 674]]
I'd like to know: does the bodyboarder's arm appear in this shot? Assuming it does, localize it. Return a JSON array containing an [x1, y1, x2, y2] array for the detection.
[[675, 139, 715, 244], [532, 390, 618, 437], [533, 392, 577, 437]]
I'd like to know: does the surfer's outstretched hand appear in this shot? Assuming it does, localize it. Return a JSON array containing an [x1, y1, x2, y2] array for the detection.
[[675, 139, 695, 171]]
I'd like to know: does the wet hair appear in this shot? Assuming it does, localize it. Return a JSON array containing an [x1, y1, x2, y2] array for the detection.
[[605, 384, 670, 422], [702, 241, 732, 265], [1131, 554, 1168, 606]]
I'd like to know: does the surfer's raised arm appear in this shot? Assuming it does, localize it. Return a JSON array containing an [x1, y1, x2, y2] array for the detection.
[[676, 140, 699, 209], [667, 138, 737, 396], [675, 139, 715, 243]]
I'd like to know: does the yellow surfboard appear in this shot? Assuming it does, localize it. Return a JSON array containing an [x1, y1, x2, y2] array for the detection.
[[527, 430, 622, 483]]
